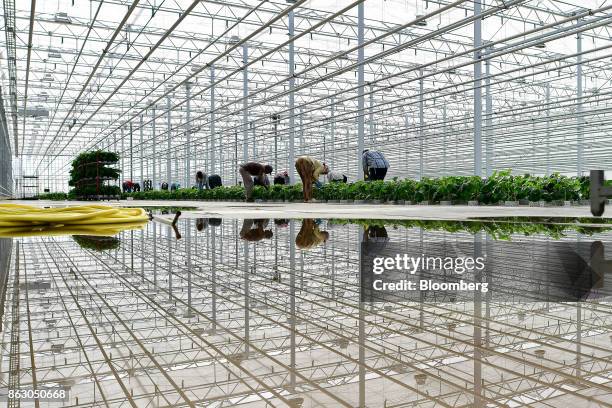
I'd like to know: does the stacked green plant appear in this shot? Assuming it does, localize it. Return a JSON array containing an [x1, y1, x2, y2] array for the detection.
[[69, 150, 121, 199], [120, 171, 591, 204]]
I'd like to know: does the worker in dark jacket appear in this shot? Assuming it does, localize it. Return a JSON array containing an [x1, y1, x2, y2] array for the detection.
[[239, 162, 273, 202], [362, 149, 390, 181], [274, 171, 290, 185], [195, 171, 208, 190]]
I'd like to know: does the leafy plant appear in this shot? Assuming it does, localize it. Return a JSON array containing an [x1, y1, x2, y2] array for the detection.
[[37, 192, 68, 200]]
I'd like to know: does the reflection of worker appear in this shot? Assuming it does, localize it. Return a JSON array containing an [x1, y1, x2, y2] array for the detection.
[[362, 225, 390, 257], [363, 225, 389, 242], [295, 156, 329, 202], [239, 162, 273, 202], [296, 219, 329, 249], [196, 218, 208, 232], [274, 219, 289, 228], [240, 219, 273, 241]]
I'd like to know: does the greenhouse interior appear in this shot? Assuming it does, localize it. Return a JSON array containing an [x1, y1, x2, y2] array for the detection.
[[0, 0, 612, 406]]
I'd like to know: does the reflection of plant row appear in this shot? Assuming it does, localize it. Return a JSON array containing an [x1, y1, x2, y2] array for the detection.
[[72, 235, 120, 251], [328, 218, 612, 240], [122, 171, 592, 203]]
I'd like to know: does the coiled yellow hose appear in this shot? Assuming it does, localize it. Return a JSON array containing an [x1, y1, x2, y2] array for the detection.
[[0, 204, 149, 231]]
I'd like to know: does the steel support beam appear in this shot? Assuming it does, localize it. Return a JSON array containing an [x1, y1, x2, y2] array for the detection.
[[210, 66, 216, 175], [419, 71, 424, 180], [242, 44, 249, 164], [166, 95, 172, 187], [485, 54, 493, 177], [288, 8, 296, 184], [186, 82, 192, 188], [473, 0, 483, 177], [576, 30, 584, 176], [356, 1, 365, 181]]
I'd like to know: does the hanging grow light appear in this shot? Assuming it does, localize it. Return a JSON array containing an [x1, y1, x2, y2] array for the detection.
[[415, 15, 427, 27], [54, 12, 72, 24], [48, 47, 62, 59]]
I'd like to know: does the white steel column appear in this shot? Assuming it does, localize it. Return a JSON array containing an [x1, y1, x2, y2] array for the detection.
[[546, 83, 551, 175], [473, 0, 483, 177], [166, 95, 172, 187], [299, 107, 304, 151], [210, 66, 216, 175], [485, 54, 493, 177], [369, 84, 374, 138], [419, 70, 424, 180], [576, 30, 583, 176], [288, 7, 296, 184], [120, 126, 125, 186], [186, 82, 192, 188], [331, 96, 335, 167], [356, 1, 365, 180], [442, 106, 447, 175], [152, 106, 156, 189], [139, 114, 144, 185], [242, 44, 249, 164]]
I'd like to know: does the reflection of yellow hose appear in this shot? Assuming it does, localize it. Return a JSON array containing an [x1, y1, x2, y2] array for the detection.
[[0, 222, 147, 238], [0, 204, 149, 228]]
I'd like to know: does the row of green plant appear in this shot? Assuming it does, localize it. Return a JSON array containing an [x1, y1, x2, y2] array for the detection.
[[331, 218, 612, 240], [38, 192, 69, 200], [123, 171, 590, 203], [69, 185, 121, 199]]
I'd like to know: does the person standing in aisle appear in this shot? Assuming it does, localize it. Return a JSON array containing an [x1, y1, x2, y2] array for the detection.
[[362, 149, 390, 181], [295, 156, 329, 202], [239, 162, 273, 202]]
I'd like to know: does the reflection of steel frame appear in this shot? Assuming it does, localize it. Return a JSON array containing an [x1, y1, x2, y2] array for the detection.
[[590, 170, 612, 216]]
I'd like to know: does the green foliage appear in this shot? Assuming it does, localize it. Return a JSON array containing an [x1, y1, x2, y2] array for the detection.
[[37, 192, 68, 200], [70, 150, 120, 198], [72, 151, 119, 167], [120, 171, 591, 204]]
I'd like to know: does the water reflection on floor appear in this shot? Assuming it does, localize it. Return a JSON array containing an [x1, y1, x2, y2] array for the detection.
[[1, 218, 611, 407]]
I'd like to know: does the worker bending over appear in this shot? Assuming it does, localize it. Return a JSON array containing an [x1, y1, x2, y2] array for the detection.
[[362, 149, 390, 181], [295, 156, 329, 202], [239, 162, 273, 202]]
